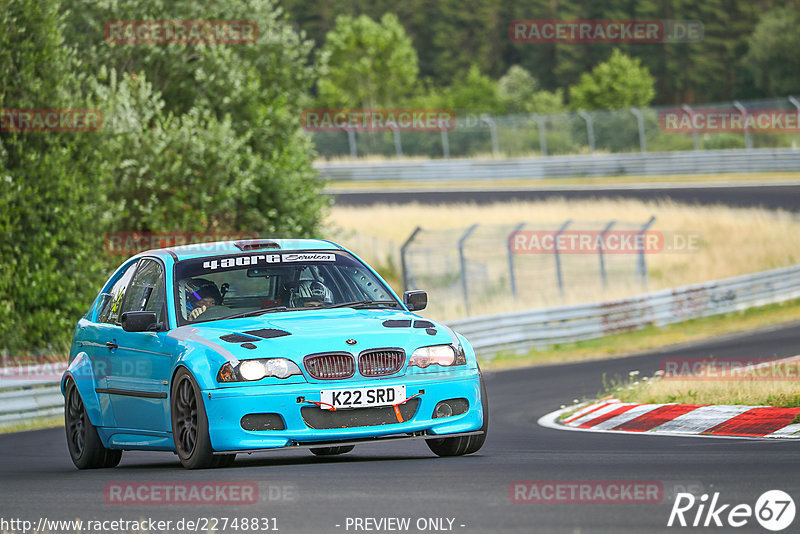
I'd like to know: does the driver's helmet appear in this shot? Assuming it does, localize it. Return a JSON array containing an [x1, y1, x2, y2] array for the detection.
[[185, 278, 223, 310], [294, 280, 333, 305]]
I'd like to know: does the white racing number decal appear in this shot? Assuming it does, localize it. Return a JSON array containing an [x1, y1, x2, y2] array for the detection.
[[200, 253, 336, 271], [202, 254, 280, 271]]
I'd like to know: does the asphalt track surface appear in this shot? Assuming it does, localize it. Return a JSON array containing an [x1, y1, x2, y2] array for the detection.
[[3, 322, 800, 533], [331, 183, 800, 211]]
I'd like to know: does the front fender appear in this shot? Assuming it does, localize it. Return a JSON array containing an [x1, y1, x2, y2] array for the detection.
[[171, 343, 227, 392], [61, 352, 106, 427]]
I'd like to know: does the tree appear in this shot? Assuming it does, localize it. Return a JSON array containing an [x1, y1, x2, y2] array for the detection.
[[0, 0, 327, 353], [437, 65, 504, 114], [316, 13, 419, 108], [742, 4, 800, 97], [498, 65, 565, 114], [62, 0, 327, 237], [568, 49, 655, 110], [0, 0, 110, 353]]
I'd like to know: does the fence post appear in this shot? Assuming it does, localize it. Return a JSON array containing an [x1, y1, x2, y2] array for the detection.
[[577, 111, 595, 154], [508, 222, 526, 299], [554, 220, 572, 296], [682, 104, 699, 150], [733, 101, 752, 149], [389, 125, 403, 158], [440, 124, 450, 159], [481, 114, 500, 156], [598, 220, 616, 288], [400, 226, 422, 293], [636, 216, 657, 288], [789, 97, 800, 143], [345, 128, 357, 158], [458, 224, 479, 316], [530, 113, 548, 155], [630, 107, 647, 153]]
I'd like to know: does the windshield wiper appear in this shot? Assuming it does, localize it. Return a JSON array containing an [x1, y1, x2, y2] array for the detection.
[[322, 300, 400, 310], [225, 307, 289, 319]]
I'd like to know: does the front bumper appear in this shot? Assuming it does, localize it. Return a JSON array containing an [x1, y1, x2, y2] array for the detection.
[[202, 369, 484, 452]]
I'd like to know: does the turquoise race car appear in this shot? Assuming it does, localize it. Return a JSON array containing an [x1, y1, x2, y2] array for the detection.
[[62, 239, 487, 469]]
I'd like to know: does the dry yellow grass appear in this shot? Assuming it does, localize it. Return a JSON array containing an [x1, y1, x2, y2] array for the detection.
[[615, 361, 800, 407], [325, 198, 800, 320]]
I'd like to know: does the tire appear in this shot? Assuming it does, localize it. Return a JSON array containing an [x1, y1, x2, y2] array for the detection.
[[426, 373, 489, 457], [310, 445, 355, 456], [171, 368, 216, 469], [65, 379, 122, 469]]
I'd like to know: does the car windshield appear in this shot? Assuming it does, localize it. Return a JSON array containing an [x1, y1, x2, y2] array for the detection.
[[173, 250, 399, 325]]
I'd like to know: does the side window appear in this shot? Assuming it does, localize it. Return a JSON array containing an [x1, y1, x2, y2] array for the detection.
[[98, 262, 138, 324], [120, 259, 167, 324]]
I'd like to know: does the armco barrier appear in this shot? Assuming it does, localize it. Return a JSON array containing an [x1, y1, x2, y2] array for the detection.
[[0, 363, 66, 427], [449, 264, 800, 357], [3, 264, 800, 426], [316, 148, 800, 182]]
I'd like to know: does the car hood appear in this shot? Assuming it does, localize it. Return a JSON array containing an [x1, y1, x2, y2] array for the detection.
[[169, 308, 457, 364]]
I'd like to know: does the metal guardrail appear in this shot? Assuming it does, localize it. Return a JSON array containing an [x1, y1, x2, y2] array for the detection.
[[0, 364, 66, 427], [0, 386, 63, 426], [316, 148, 800, 182], [3, 263, 800, 425], [449, 264, 800, 358]]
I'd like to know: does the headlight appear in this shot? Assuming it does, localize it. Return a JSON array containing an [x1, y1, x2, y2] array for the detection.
[[217, 358, 302, 382], [409, 344, 466, 369]]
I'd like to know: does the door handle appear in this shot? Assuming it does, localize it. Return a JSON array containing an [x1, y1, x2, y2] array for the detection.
[[106, 341, 118, 350]]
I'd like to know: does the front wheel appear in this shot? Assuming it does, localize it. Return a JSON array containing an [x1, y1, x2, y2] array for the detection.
[[426, 374, 488, 457], [65, 379, 122, 469], [171, 368, 216, 469]]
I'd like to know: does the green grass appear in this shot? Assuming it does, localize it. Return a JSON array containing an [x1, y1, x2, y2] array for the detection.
[[484, 297, 800, 370], [0, 416, 62, 434]]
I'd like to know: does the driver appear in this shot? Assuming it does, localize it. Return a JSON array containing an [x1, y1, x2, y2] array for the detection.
[[185, 278, 223, 321], [293, 280, 333, 307]]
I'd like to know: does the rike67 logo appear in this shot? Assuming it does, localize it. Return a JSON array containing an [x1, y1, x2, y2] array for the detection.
[[668, 490, 795, 531]]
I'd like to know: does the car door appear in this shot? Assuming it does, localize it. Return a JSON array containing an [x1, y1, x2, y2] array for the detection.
[[100, 258, 173, 432], [79, 260, 139, 428]]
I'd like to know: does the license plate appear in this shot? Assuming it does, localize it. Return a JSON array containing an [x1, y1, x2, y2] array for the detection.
[[319, 385, 406, 410]]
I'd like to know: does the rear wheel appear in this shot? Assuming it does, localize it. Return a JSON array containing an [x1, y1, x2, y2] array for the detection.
[[171, 368, 215, 469], [310, 445, 355, 456], [65, 379, 122, 469], [426, 374, 488, 457]]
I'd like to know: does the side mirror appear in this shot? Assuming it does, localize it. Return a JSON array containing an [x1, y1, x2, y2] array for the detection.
[[121, 311, 161, 332], [403, 290, 427, 312]]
